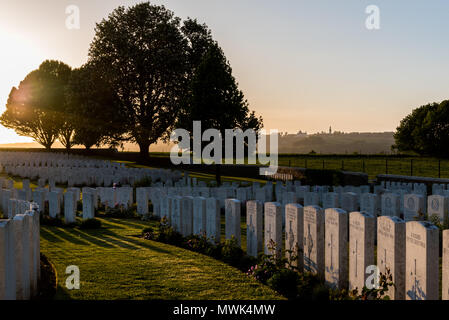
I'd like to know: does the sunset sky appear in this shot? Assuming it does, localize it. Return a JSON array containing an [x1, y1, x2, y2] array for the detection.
[[1, 0, 449, 144]]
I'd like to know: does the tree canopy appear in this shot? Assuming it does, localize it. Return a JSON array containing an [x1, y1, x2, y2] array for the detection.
[[0, 60, 71, 149], [88, 2, 189, 159], [393, 101, 449, 157]]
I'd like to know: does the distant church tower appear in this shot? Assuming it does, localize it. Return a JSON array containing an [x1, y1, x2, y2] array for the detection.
[[329, 126, 332, 134]]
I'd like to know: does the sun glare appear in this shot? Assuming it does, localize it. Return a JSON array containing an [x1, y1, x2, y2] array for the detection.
[[0, 27, 43, 143]]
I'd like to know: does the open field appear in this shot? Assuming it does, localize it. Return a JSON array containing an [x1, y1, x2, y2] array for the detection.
[[121, 153, 449, 181]]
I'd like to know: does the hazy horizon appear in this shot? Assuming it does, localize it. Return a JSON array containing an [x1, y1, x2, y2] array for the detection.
[[1, 0, 449, 144]]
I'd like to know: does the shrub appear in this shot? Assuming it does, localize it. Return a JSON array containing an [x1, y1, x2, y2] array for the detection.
[[40, 215, 64, 227], [267, 269, 300, 299], [142, 227, 155, 240], [134, 177, 152, 188], [104, 204, 136, 218], [219, 237, 246, 268], [79, 218, 102, 230]]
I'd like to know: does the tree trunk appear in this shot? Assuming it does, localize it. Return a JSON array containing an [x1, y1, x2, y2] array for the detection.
[[138, 141, 150, 161]]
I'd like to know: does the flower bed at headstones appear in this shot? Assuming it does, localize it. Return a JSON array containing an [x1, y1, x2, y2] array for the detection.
[[142, 218, 394, 300]]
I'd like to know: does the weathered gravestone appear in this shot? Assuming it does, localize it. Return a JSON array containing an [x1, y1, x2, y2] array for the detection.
[[377, 216, 405, 300], [349, 211, 375, 294], [427, 195, 448, 226], [206, 198, 221, 243], [285, 203, 304, 270], [181, 196, 194, 237], [360, 193, 378, 216], [82, 193, 95, 220], [405, 221, 439, 300], [170, 196, 182, 233], [304, 192, 319, 207], [303, 205, 325, 277], [64, 192, 76, 224], [323, 192, 339, 209], [0, 220, 15, 300], [264, 202, 282, 257], [13, 214, 31, 300], [136, 188, 149, 216], [381, 193, 400, 217], [193, 197, 207, 235], [325, 208, 348, 290], [442, 230, 449, 300], [341, 192, 358, 213], [404, 194, 426, 221], [225, 199, 241, 246], [246, 200, 263, 258], [48, 191, 60, 218]]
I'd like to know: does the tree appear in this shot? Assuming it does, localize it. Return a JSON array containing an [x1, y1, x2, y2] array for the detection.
[[393, 101, 449, 157], [0, 60, 71, 150], [176, 41, 263, 145], [66, 63, 125, 150], [88, 2, 188, 159]]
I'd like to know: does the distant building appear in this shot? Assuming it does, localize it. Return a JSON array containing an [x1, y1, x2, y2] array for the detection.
[[296, 130, 307, 138]]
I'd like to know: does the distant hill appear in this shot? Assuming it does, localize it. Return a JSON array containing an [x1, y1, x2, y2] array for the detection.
[[0, 132, 396, 154], [278, 132, 395, 154]]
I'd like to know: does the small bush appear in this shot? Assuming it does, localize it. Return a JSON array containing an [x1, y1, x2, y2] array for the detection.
[[79, 218, 102, 230], [40, 215, 64, 227], [104, 204, 136, 218], [267, 269, 300, 299], [134, 177, 152, 188]]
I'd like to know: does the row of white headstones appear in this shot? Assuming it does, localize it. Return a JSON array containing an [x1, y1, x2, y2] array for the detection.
[[0, 205, 40, 300], [144, 192, 449, 300]]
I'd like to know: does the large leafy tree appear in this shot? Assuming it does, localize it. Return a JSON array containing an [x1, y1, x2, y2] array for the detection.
[[0, 60, 71, 150], [177, 39, 263, 141], [66, 63, 125, 150], [88, 2, 189, 159], [393, 101, 449, 157]]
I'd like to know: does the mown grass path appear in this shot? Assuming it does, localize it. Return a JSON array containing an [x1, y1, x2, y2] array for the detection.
[[40, 218, 283, 300]]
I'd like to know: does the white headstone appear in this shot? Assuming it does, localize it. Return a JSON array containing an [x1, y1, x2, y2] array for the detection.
[[349, 211, 375, 294], [246, 200, 263, 258], [377, 216, 405, 300], [325, 208, 348, 290], [193, 197, 207, 235], [285, 203, 304, 270], [206, 198, 221, 243], [264, 202, 282, 257], [303, 205, 325, 277], [225, 199, 241, 246], [405, 221, 439, 300]]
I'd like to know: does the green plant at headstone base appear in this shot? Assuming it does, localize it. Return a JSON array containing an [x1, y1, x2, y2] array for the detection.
[[104, 203, 137, 218], [134, 176, 152, 188], [40, 214, 64, 227], [153, 217, 184, 246], [79, 218, 102, 229], [329, 268, 395, 300]]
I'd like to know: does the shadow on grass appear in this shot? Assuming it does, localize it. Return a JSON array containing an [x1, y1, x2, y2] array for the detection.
[[47, 224, 172, 254], [41, 227, 90, 246]]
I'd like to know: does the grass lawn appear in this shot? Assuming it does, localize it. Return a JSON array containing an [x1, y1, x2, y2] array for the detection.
[[40, 217, 283, 300]]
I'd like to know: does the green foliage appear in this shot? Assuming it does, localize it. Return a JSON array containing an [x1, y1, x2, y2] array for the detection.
[[394, 101, 449, 157], [134, 177, 152, 188], [0, 60, 71, 149], [177, 40, 263, 135], [330, 268, 395, 300], [267, 269, 300, 300], [66, 63, 125, 149], [104, 204, 137, 218], [79, 218, 102, 230], [88, 2, 189, 158], [40, 215, 64, 227]]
